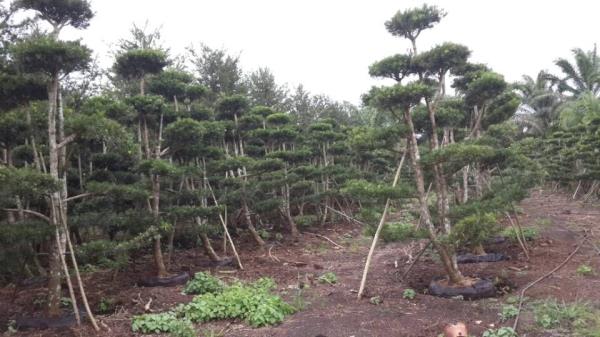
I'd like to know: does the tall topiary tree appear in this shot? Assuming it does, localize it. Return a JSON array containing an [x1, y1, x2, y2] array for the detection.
[[11, 0, 97, 325], [360, 5, 535, 295]]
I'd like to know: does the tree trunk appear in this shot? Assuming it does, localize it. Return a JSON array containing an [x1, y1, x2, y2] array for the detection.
[[403, 107, 465, 285], [462, 166, 469, 203], [242, 200, 265, 246], [199, 232, 221, 262], [473, 243, 486, 256], [46, 75, 64, 317]]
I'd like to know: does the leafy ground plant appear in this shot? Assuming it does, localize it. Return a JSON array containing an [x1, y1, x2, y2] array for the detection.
[[318, 272, 337, 285], [532, 299, 600, 336], [402, 288, 416, 300], [132, 277, 296, 337], [179, 277, 295, 327], [183, 272, 224, 295], [576, 264, 594, 276], [482, 327, 518, 337], [499, 304, 519, 322]]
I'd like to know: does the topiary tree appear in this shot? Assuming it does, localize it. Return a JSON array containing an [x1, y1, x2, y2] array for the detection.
[[9, 0, 101, 327], [360, 5, 536, 296]]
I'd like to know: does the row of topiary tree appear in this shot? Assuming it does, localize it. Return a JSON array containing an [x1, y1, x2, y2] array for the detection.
[[1, 0, 592, 329], [0, 0, 396, 322]]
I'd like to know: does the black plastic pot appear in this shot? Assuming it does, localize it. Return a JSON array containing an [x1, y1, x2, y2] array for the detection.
[[137, 271, 190, 287], [428, 277, 496, 300]]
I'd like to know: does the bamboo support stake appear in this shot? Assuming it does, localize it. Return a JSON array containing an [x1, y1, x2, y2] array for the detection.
[[58, 199, 100, 331], [206, 179, 244, 270], [54, 226, 80, 325], [357, 149, 406, 299]]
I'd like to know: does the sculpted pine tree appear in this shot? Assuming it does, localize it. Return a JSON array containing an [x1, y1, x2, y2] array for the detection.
[[363, 5, 536, 291], [114, 48, 170, 277], [9, 1, 104, 328]]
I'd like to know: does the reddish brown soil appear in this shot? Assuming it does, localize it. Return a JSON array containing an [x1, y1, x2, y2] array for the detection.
[[2, 189, 600, 337]]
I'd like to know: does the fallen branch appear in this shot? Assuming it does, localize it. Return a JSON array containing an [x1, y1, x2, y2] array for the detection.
[[268, 245, 280, 263], [399, 240, 432, 281], [144, 298, 153, 312], [506, 212, 530, 261], [304, 232, 344, 249], [325, 206, 367, 226], [513, 235, 587, 332]]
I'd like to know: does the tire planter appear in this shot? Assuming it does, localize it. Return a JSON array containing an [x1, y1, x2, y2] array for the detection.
[[485, 236, 507, 245], [457, 252, 508, 264], [15, 308, 86, 330], [137, 272, 190, 287], [428, 277, 496, 300], [197, 257, 234, 268]]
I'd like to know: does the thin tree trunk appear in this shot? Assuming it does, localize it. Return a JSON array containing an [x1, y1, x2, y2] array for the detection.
[[462, 165, 469, 203], [242, 200, 265, 246], [46, 75, 63, 317], [403, 108, 464, 285], [166, 220, 176, 269], [199, 231, 221, 262], [203, 159, 244, 270]]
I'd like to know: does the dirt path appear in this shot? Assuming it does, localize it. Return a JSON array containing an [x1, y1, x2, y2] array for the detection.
[[3, 189, 600, 337]]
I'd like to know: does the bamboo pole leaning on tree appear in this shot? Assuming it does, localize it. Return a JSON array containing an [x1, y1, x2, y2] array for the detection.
[[58, 198, 100, 331], [205, 178, 244, 270], [357, 149, 407, 299]]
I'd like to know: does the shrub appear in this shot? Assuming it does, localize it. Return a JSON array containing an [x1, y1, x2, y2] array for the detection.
[[364, 222, 426, 243], [294, 215, 318, 229], [183, 272, 224, 295], [447, 212, 499, 249], [76, 240, 128, 270], [501, 227, 537, 242]]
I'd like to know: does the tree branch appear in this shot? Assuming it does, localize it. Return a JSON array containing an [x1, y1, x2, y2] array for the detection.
[[57, 134, 77, 149], [3, 208, 50, 223], [63, 193, 94, 203]]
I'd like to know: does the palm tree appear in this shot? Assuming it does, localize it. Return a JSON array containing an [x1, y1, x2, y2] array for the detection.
[[545, 46, 600, 97], [557, 92, 600, 128], [514, 71, 562, 135]]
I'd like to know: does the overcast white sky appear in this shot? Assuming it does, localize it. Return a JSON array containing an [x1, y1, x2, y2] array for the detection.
[[62, 0, 600, 104]]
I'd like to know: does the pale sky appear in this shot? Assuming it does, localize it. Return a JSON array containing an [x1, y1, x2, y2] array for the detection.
[[62, 0, 600, 104]]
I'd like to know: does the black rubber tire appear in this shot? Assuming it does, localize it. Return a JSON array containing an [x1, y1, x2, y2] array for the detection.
[[428, 277, 496, 300], [485, 236, 507, 245], [15, 308, 86, 330], [137, 272, 190, 287], [196, 257, 234, 268], [457, 252, 508, 264]]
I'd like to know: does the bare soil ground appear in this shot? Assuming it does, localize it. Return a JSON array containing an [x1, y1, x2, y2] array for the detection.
[[2, 188, 600, 337]]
